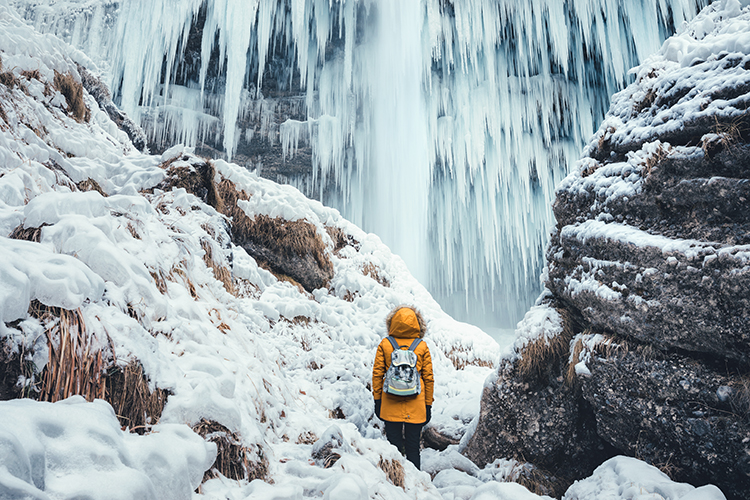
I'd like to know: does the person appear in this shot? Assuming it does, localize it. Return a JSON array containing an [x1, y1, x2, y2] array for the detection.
[[372, 305, 434, 470]]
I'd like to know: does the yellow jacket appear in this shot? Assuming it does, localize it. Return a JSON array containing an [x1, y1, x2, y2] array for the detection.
[[372, 307, 434, 423]]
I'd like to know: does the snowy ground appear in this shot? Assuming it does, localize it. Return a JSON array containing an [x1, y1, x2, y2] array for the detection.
[[0, 3, 736, 500]]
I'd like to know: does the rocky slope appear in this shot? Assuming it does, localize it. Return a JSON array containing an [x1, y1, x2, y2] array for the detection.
[[465, 2, 750, 499]]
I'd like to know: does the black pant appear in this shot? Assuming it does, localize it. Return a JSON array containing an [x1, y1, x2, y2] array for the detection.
[[384, 421, 424, 469]]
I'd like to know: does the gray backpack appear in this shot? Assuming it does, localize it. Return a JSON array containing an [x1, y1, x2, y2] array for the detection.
[[383, 336, 422, 397]]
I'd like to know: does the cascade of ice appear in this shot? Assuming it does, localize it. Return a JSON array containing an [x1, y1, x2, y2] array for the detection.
[[10, 0, 708, 329]]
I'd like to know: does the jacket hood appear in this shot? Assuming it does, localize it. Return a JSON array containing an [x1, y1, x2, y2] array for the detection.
[[386, 306, 425, 339]]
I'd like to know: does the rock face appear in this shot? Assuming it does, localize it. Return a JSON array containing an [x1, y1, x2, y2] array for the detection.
[[466, 4, 750, 499]]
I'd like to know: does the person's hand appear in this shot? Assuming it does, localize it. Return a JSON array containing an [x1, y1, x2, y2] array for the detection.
[[374, 399, 381, 419], [425, 405, 431, 424]]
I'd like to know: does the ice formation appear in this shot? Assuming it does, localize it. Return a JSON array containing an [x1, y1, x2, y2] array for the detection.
[[8, 0, 709, 328]]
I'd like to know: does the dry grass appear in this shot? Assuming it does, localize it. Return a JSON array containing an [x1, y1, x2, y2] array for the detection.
[[445, 345, 494, 370], [566, 336, 585, 386], [20, 69, 41, 81], [596, 126, 617, 157], [653, 453, 681, 480], [325, 225, 360, 255], [193, 419, 269, 482], [126, 222, 140, 240], [201, 240, 236, 294], [9, 224, 45, 243], [106, 361, 169, 433], [296, 431, 317, 445], [517, 308, 575, 383], [169, 266, 198, 299], [150, 270, 169, 295], [258, 261, 308, 294], [363, 262, 390, 287], [0, 70, 19, 89], [642, 144, 670, 178], [703, 115, 750, 158], [53, 71, 89, 122], [378, 457, 405, 488], [232, 277, 262, 299], [329, 407, 345, 419], [27, 301, 106, 403], [241, 214, 332, 273], [730, 375, 750, 419], [77, 178, 107, 196], [214, 177, 333, 289], [509, 463, 566, 498], [633, 88, 657, 114]]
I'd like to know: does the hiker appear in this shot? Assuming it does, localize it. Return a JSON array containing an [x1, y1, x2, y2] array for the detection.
[[372, 305, 434, 470]]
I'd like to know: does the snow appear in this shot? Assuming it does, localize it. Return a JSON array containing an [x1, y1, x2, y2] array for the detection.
[[0, 396, 215, 500], [0, 238, 104, 324], [563, 456, 727, 500], [0, 4, 731, 500]]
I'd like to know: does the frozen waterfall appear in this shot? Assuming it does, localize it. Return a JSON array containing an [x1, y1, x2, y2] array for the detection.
[[10, 0, 707, 330]]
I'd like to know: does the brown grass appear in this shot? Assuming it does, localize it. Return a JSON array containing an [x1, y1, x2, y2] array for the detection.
[[150, 270, 169, 295], [201, 240, 236, 294], [193, 419, 269, 482], [213, 176, 331, 275], [126, 222, 140, 240], [232, 277, 261, 299], [566, 336, 585, 386], [296, 431, 318, 445], [77, 178, 107, 196], [596, 126, 616, 156], [106, 361, 169, 433], [241, 214, 332, 273], [363, 262, 390, 287], [20, 69, 41, 81], [28, 301, 106, 403], [509, 463, 566, 498], [634, 88, 657, 114], [642, 144, 669, 178], [445, 345, 494, 370], [325, 225, 360, 255], [53, 71, 89, 122], [170, 266, 198, 299], [378, 457, 405, 488], [0, 70, 19, 89], [517, 308, 575, 382], [730, 375, 750, 418], [703, 115, 749, 158], [9, 224, 45, 243]]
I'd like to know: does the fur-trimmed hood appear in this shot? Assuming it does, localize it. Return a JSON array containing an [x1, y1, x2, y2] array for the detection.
[[385, 305, 426, 339]]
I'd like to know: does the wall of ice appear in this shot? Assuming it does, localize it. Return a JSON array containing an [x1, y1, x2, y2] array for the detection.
[[10, 0, 707, 329]]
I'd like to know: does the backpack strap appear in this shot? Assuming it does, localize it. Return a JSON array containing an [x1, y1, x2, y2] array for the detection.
[[408, 338, 422, 351], [385, 336, 400, 351]]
